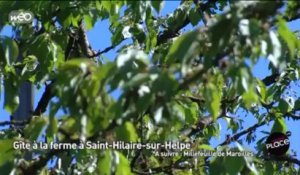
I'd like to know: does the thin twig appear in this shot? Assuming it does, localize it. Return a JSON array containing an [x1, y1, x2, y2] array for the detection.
[[0, 120, 30, 127]]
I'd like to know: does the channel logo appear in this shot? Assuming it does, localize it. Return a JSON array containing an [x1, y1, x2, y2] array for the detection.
[[265, 132, 290, 156], [9, 10, 34, 24]]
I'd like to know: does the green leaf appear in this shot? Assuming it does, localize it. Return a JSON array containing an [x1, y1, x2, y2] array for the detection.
[[145, 6, 157, 53], [278, 98, 290, 113], [24, 117, 47, 140], [271, 116, 286, 133], [0, 139, 15, 166], [129, 24, 146, 44], [204, 83, 221, 120], [207, 17, 234, 61], [184, 102, 198, 125], [84, 15, 93, 30], [29, 34, 58, 82], [266, 84, 280, 102], [102, 1, 111, 12], [145, 29, 157, 52], [165, 30, 201, 64], [240, 67, 251, 92], [204, 122, 220, 138], [0, 161, 14, 175], [236, 143, 259, 175], [198, 144, 214, 151], [58, 149, 73, 173], [151, 0, 163, 13], [264, 162, 274, 175], [267, 31, 281, 68], [209, 156, 226, 175], [278, 17, 297, 60], [60, 117, 79, 139], [4, 71, 19, 114], [116, 122, 138, 142], [225, 154, 245, 175], [122, 73, 150, 91], [242, 86, 258, 109], [295, 99, 300, 110], [115, 152, 132, 175], [0, 37, 19, 65], [62, 14, 73, 27], [21, 55, 38, 76], [188, 8, 202, 26], [228, 118, 240, 134], [152, 72, 178, 98], [46, 102, 59, 142], [256, 79, 266, 102], [98, 150, 112, 175], [111, 24, 124, 46]]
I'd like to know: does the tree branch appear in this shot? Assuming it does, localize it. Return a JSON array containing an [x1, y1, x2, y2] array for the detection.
[[93, 39, 125, 58], [33, 82, 55, 116], [132, 159, 194, 175], [181, 72, 281, 137], [156, 0, 300, 46], [0, 120, 29, 127], [197, 112, 300, 168], [263, 155, 300, 166], [156, 0, 216, 45], [33, 21, 124, 116], [219, 121, 266, 146], [77, 20, 98, 58], [156, 17, 189, 45], [219, 112, 300, 146], [283, 2, 300, 22], [20, 149, 63, 175], [261, 73, 280, 86]]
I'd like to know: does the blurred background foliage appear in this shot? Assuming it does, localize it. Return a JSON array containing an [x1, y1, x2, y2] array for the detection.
[[0, 0, 300, 174]]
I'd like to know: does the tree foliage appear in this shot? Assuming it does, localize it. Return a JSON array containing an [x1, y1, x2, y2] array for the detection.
[[0, 1, 300, 174]]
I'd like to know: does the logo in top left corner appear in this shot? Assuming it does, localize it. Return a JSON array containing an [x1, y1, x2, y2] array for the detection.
[[9, 10, 34, 24]]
